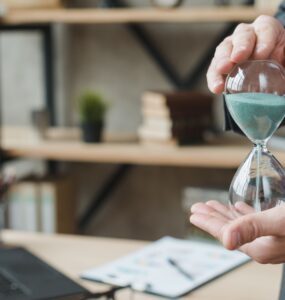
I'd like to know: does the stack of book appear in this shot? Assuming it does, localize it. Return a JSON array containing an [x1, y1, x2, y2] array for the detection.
[[7, 176, 76, 234], [255, 0, 280, 9], [138, 90, 213, 145]]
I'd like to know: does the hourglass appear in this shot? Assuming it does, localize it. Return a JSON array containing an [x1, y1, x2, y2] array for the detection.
[[225, 60, 285, 214]]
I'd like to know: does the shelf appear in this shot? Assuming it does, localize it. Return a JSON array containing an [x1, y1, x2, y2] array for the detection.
[[5, 136, 285, 168], [3, 127, 285, 168], [2, 139, 250, 168], [0, 127, 257, 168], [1, 6, 275, 25]]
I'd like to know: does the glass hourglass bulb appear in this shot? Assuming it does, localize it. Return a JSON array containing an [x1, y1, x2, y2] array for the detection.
[[225, 60, 285, 214]]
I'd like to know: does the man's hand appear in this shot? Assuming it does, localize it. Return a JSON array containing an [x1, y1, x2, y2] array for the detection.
[[207, 15, 285, 94], [190, 201, 285, 264]]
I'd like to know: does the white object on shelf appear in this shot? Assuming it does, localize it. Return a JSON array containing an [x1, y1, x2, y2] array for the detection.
[[0, 0, 61, 9], [40, 182, 56, 234], [8, 182, 41, 232], [255, 0, 281, 9]]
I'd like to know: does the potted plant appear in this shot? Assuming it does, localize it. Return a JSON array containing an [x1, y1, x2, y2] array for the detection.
[[78, 90, 108, 143]]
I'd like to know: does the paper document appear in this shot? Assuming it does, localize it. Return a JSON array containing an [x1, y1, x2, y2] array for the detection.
[[81, 236, 250, 298]]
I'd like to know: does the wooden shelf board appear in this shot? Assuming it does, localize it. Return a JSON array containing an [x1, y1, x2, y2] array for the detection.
[[3, 127, 285, 168], [0, 138, 256, 168], [1, 7, 275, 25]]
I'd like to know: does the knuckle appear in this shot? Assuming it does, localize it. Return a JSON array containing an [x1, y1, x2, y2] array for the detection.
[[223, 36, 232, 43], [254, 15, 282, 34], [230, 216, 260, 243], [245, 217, 261, 241], [234, 23, 251, 33], [236, 23, 247, 29], [214, 43, 224, 55], [255, 15, 274, 24]]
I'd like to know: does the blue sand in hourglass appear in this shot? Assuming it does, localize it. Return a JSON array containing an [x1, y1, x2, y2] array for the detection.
[[225, 92, 285, 143]]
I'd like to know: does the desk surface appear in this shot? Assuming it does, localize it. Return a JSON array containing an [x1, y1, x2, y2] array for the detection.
[[2, 230, 282, 300]]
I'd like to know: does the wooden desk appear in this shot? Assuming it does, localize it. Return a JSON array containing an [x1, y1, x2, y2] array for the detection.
[[3, 230, 282, 300]]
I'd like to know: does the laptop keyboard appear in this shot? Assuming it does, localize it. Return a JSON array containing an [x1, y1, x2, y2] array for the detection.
[[0, 268, 26, 297]]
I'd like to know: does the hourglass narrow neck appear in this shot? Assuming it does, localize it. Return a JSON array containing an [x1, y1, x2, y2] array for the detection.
[[253, 140, 268, 151]]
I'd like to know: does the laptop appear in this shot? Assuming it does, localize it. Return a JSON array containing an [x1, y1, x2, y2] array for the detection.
[[0, 247, 88, 300]]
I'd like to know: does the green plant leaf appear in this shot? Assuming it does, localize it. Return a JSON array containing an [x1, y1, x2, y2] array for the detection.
[[78, 90, 108, 123]]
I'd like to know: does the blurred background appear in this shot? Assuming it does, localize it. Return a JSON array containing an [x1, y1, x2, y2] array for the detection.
[[0, 0, 280, 241]]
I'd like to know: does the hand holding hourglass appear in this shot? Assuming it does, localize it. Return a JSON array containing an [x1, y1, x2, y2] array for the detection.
[[191, 59, 285, 263], [190, 14, 285, 264]]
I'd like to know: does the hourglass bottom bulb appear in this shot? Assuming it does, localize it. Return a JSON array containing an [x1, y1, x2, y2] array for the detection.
[[229, 146, 285, 215]]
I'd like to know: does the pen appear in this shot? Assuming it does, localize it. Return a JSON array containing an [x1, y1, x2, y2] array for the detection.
[[167, 258, 195, 281]]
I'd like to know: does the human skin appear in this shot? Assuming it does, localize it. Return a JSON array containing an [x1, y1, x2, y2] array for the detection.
[[207, 15, 285, 94], [190, 15, 285, 264], [190, 201, 285, 264]]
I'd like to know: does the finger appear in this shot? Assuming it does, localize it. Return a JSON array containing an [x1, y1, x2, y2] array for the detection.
[[239, 237, 285, 264], [252, 16, 281, 59], [234, 201, 254, 215], [269, 30, 285, 64], [191, 202, 231, 221], [231, 23, 256, 62], [270, 46, 285, 64], [190, 212, 229, 242], [191, 202, 214, 214], [206, 37, 234, 93], [206, 200, 235, 220], [222, 204, 285, 250], [206, 59, 225, 94], [214, 37, 234, 74]]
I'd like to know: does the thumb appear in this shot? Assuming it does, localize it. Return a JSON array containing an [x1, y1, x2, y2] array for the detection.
[[222, 204, 285, 250]]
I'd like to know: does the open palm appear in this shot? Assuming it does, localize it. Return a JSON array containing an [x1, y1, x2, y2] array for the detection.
[[190, 200, 285, 264]]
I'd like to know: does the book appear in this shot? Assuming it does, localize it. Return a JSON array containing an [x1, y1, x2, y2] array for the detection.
[[139, 90, 213, 145], [7, 177, 76, 234], [40, 182, 56, 233], [142, 90, 213, 111], [8, 182, 41, 232], [48, 177, 76, 234], [138, 126, 172, 141], [81, 236, 250, 299]]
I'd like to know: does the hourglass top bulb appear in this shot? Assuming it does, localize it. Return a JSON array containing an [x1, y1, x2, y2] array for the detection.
[[224, 60, 285, 144]]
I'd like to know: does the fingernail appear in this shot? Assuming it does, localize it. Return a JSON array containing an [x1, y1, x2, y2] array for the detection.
[[189, 214, 196, 224], [190, 214, 200, 226], [231, 231, 241, 248], [191, 203, 203, 213], [190, 203, 199, 213]]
